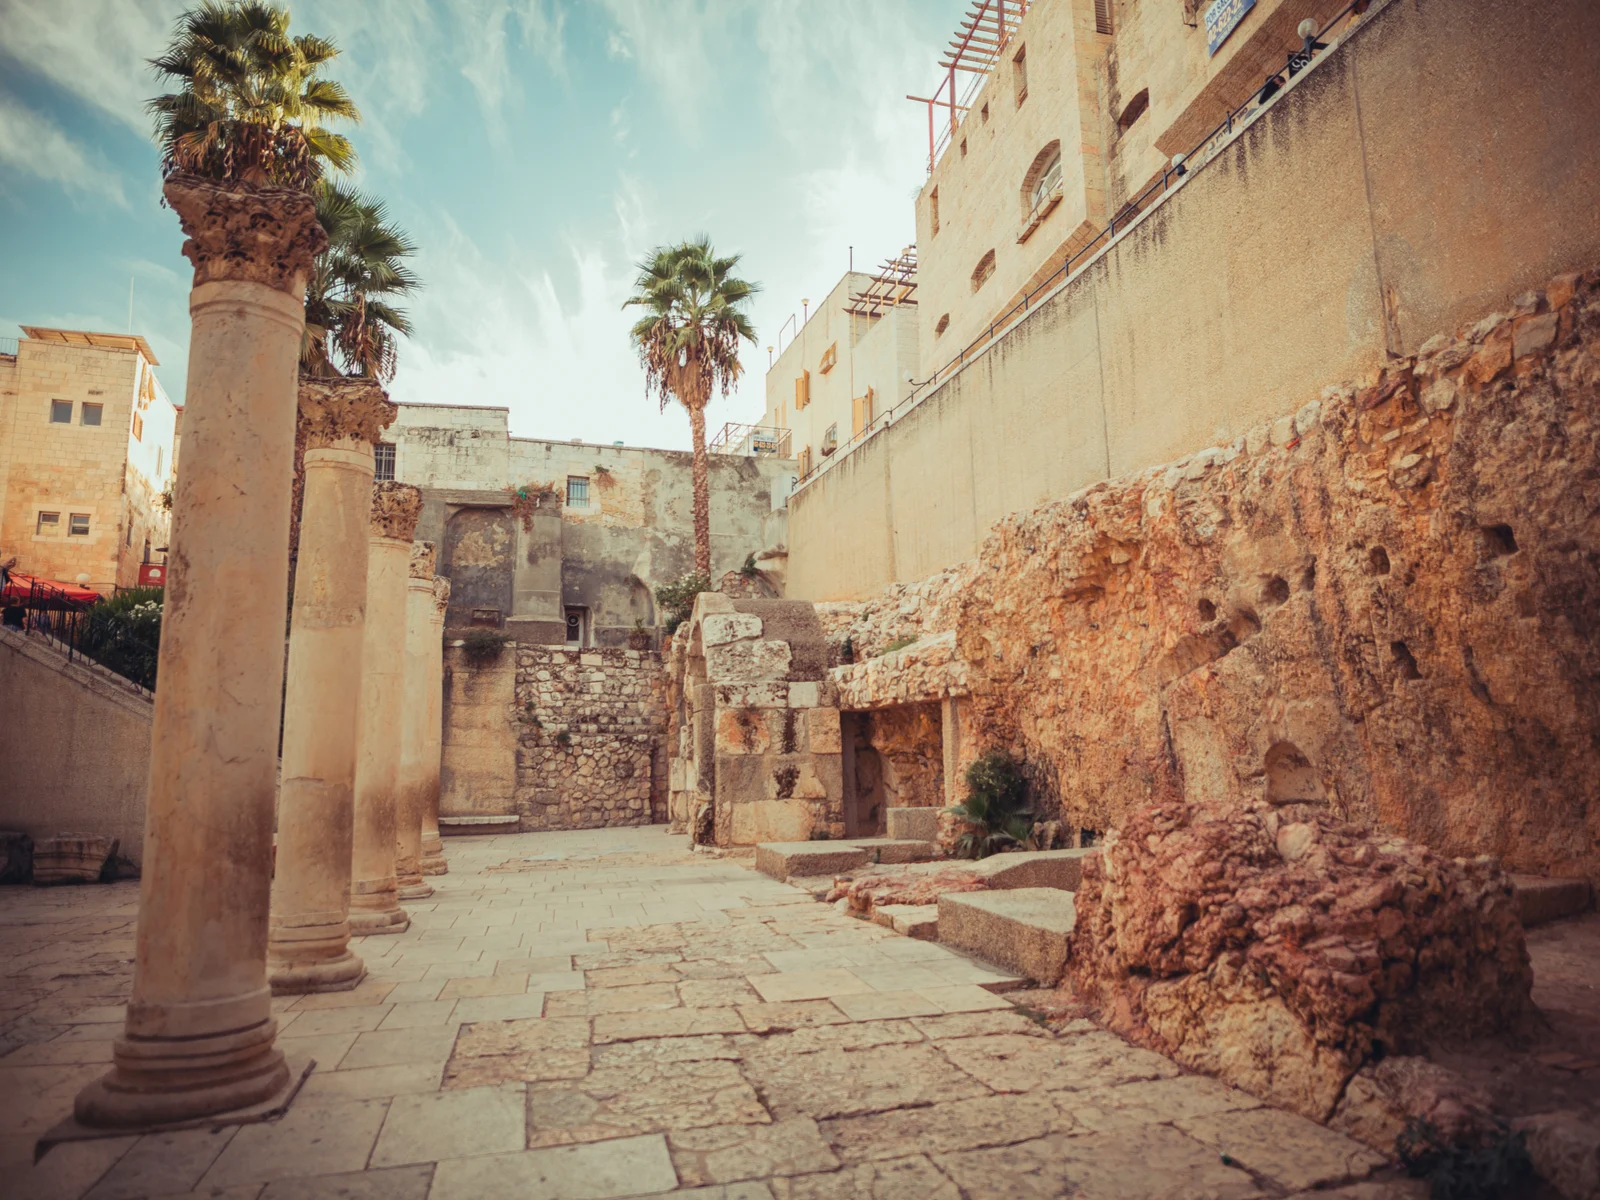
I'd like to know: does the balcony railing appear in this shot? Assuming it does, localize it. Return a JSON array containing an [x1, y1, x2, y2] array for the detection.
[[708, 423, 793, 458]]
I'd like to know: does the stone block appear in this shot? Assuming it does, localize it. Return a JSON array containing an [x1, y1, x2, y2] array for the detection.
[[715, 682, 790, 708], [787, 681, 820, 708], [871, 904, 941, 940], [31, 834, 118, 885], [968, 849, 1095, 891], [714, 708, 771, 756], [864, 839, 938, 865], [706, 639, 792, 682], [755, 842, 870, 881], [938, 888, 1077, 985], [804, 707, 842, 754], [886, 808, 941, 842], [1511, 875, 1592, 927], [729, 800, 814, 846], [701, 613, 763, 647]]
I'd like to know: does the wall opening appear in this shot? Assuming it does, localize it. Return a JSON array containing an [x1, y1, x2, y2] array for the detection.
[[1392, 641, 1422, 681], [1265, 741, 1325, 804], [1094, 0, 1114, 35], [1117, 88, 1149, 130], [1021, 140, 1064, 218], [1481, 524, 1518, 557], [971, 250, 997, 293], [1368, 546, 1391, 575]]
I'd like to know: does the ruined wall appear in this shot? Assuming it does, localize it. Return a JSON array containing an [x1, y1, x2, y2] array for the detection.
[[861, 704, 945, 811], [833, 270, 1600, 881], [439, 642, 518, 819], [790, 0, 1600, 600], [512, 646, 667, 831]]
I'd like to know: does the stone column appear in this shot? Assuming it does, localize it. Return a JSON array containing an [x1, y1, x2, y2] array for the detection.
[[267, 378, 396, 993], [75, 177, 327, 1127], [395, 542, 436, 900], [421, 575, 451, 875], [348, 483, 422, 934]]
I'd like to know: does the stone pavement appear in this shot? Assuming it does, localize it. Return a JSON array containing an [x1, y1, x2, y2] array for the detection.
[[1, 826, 1422, 1199]]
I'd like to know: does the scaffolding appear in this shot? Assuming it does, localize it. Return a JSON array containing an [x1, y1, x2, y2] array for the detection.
[[844, 247, 919, 318], [908, 0, 1031, 174]]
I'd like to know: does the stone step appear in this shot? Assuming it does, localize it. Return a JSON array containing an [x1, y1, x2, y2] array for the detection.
[[937, 888, 1077, 986], [966, 848, 1096, 892], [1512, 875, 1593, 928], [856, 838, 938, 865], [870, 903, 940, 940], [886, 807, 940, 842], [755, 842, 871, 881], [439, 815, 520, 836]]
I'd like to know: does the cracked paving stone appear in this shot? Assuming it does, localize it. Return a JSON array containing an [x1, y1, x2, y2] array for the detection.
[[820, 1092, 1071, 1163], [598, 927, 689, 952], [737, 1002, 848, 1033], [525, 1059, 769, 1147], [1174, 1107, 1387, 1192], [588, 964, 682, 987], [679, 979, 764, 1008], [593, 1035, 742, 1066], [768, 1154, 961, 1200], [742, 1042, 990, 1121], [442, 1017, 590, 1088], [934, 1030, 1180, 1094], [934, 1126, 1264, 1200], [677, 956, 777, 981], [593, 1007, 745, 1043], [669, 1117, 840, 1185], [746, 1020, 924, 1056], [1063, 1075, 1264, 1132], [906, 1011, 1049, 1041]]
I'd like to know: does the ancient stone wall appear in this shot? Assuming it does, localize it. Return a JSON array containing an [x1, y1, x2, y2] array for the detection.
[[512, 646, 667, 831], [828, 270, 1600, 882]]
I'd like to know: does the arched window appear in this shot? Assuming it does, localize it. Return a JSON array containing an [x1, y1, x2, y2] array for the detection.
[[971, 251, 996, 293], [1021, 140, 1063, 217], [1118, 88, 1150, 130], [934, 313, 950, 336]]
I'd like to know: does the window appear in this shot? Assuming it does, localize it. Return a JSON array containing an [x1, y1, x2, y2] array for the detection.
[[50, 400, 72, 423], [794, 370, 811, 410], [143, 538, 152, 564], [935, 313, 951, 336], [819, 343, 837, 374], [797, 446, 813, 477], [929, 187, 940, 236], [1118, 88, 1149, 130], [81, 403, 103, 426], [68, 514, 91, 537], [36, 511, 59, 534], [852, 388, 875, 436], [960, 137, 968, 158], [564, 606, 587, 645], [1095, 0, 1114, 35], [971, 250, 997, 292], [132, 413, 144, 441], [1013, 44, 1028, 106], [981, 102, 990, 123], [156, 446, 165, 478], [127, 525, 133, 546], [1029, 147, 1063, 211], [566, 476, 590, 507], [821, 423, 839, 455], [374, 442, 396, 481]]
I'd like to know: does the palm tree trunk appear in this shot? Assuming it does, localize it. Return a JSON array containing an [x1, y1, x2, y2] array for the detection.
[[688, 399, 712, 578]]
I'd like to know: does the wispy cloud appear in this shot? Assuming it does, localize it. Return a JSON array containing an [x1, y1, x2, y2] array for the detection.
[[0, 94, 128, 206]]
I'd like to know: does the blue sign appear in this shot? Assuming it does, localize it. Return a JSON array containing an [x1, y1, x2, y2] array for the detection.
[[1204, 0, 1255, 55]]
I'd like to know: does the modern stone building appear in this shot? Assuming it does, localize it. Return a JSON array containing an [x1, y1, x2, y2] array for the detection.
[[0, 327, 179, 590], [384, 402, 795, 645]]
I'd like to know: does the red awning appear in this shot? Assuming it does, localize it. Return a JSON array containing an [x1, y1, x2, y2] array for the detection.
[[1, 571, 101, 608]]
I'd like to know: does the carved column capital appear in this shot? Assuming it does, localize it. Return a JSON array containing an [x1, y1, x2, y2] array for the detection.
[[432, 575, 451, 616], [409, 541, 437, 579], [370, 482, 422, 541], [163, 174, 328, 294], [298, 377, 397, 451]]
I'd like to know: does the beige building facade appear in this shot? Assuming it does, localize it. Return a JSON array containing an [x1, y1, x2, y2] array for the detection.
[[0, 327, 178, 590]]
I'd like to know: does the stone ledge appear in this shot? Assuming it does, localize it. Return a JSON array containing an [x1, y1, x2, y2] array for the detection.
[[938, 888, 1077, 985], [967, 849, 1096, 891], [439, 815, 520, 836], [886, 807, 941, 842], [1512, 875, 1593, 928], [870, 903, 940, 940], [857, 838, 938, 865], [755, 842, 870, 881]]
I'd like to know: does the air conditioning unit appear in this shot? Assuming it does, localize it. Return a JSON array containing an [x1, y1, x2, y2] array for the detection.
[[821, 424, 839, 455]]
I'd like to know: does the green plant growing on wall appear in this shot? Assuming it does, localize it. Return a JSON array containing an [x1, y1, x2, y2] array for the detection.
[[509, 481, 558, 531], [555, 730, 572, 748], [877, 635, 918, 657], [945, 751, 1034, 860], [460, 628, 509, 665], [740, 553, 758, 577], [655, 571, 711, 635]]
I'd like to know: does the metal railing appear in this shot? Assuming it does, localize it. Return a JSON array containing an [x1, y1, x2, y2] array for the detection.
[[708, 423, 793, 458], [792, 0, 1370, 496], [2, 575, 160, 693]]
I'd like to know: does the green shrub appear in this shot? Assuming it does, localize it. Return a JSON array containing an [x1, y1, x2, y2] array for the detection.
[[655, 572, 711, 635], [740, 553, 759, 577], [945, 751, 1033, 859], [81, 587, 164, 690], [461, 628, 510, 664], [877, 635, 918, 656], [1397, 1119, 1534, 1200]]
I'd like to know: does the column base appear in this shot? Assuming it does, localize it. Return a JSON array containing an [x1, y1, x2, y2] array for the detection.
[[267, 948, 366, 994], [348, 906, 409, 935], [421, 855, 448, 876], [397, 880, 434, 900], [422, 831, 443, 855], [74, 1019, 289, 1128]]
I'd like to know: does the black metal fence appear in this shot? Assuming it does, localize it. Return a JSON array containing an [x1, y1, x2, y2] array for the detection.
[[2, 576, 160, 693]]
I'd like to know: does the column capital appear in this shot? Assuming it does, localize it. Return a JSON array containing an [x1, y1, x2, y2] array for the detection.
[[163, 174, 328, 294], [299, 377, 397, 451], [370, 482, 422, 541], [409, 541, 437, 579], [432, 575, 452, 616]]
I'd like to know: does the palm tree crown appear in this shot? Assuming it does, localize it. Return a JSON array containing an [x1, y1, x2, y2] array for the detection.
[[625, 237, 759, 577], [303, 181, 420, 381], [148, 0, 358, 189]]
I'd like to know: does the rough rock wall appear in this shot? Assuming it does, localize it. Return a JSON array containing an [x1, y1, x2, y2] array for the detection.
[[861, 705, 945, 810], [513, 646, 667, 830], [827, 272, 1599, 880]]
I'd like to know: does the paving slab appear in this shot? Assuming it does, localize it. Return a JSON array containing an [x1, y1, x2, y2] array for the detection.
[[937, 889, 1077, 985], [870, 904, 940, 940]]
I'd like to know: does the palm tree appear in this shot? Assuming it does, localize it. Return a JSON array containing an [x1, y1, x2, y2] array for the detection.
[[302, 181, 420, 381], [625, 238, 759, 577], [147, 0, 358, 190]]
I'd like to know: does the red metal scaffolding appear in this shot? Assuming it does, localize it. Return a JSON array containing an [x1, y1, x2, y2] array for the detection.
[[845, 247, 918, 318], [908, 0, 1031, 174]]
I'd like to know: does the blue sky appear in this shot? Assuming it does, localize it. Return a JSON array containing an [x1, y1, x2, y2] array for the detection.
[[0, 0, 954, 450]]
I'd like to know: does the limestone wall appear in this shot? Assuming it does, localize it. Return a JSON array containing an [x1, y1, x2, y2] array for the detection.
[[790, 0, 1600, 600], [512, 646, 667, 831], [828, 268, 1600, 882], [0, 628, 151, 866], [439, 642, 518, 819]]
